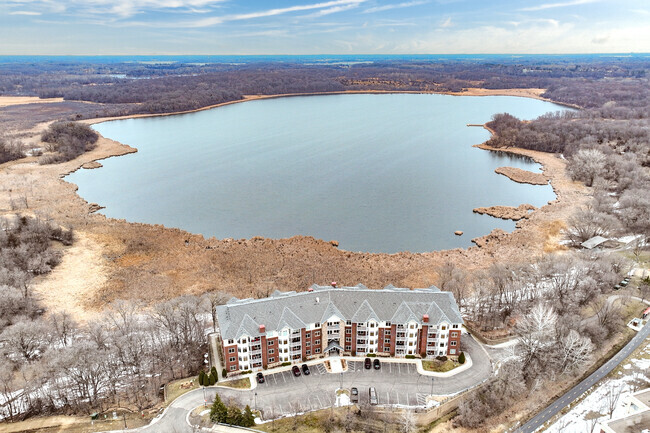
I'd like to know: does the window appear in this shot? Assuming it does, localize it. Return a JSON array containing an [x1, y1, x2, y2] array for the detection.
[[314, 331, 321, 337], [452, 324, 459, 329], [345, 328, 351, 335], [306, 341, 311, 347], [384, 338, 391, 344], [306, 350, 311, 355], [268, 349, 275, 354], [346, 320, 351, 325], [384, 347, 390, 352], [269, 357, 275, 363], [450, 349, 456, 355], [451, 332, 458, 338], [451, 341, 457, 346], [345, 337, 352, 342], [345, 345, 351, 351], [441, 326, 447, 330], [306, 332, 311, 338], [268, 340, 275, 346], [230, 365, 237, 371], [228, 347, 235, 353], [440, 343, 445, 347], [385, 322, 391, 326], [314, 322, 320, 327], [430, 334, 437, 338], [315, 339, 320, 345], [384, 330, 391, 336], [229, 356, 236, 362], [228, 339, 234, 344], [315, 348, 321, 354]]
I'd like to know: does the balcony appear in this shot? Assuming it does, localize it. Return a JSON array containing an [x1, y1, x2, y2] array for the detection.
[[357, 325, 367, 331]]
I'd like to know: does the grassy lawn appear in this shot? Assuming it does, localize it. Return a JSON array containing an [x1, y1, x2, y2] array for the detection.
[[165, 375, 199, 404], [422, 359, 461, 373], [219, 377, 251, 389]]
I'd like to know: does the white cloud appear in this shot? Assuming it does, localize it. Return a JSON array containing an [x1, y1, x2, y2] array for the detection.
[[363, 0, 428, 14], [9, 10, 42, 15], [190, 0, 367, 27], [519, 0, 599, 12], [440, 16, 452, 28]]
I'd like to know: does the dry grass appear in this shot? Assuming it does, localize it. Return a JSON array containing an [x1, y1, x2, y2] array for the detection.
[[422, 359, 461, 373], [165, 376, 199, 404], [219, 377, 251, 389], [0, 411, 151, 433]]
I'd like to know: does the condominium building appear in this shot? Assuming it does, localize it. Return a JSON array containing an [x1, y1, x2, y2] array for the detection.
[[215, 284, 463, 373]]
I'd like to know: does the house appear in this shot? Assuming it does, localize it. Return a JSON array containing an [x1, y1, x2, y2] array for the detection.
[[215, 284, 463, 373], [598, 388, 650, 433]]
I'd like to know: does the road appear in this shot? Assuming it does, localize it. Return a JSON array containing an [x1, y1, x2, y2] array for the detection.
[[137, 335, 491, 433], [514, 318, 650, 433]]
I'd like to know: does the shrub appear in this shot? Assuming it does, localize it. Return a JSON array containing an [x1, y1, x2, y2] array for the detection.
[[221, 368, 227, 378], [208, 374, 216, 386], [405, 354, 416, 359], [458, 352, 466, 364], [198, 370, 206, 386], [281, 362, 291, 367], [367, 353, 376, 357], [40, 122, 99, 164], [436, 355, 448, 362]]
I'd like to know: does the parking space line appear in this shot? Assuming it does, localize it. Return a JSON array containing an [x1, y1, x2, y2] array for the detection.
[[386, 391, 390, 405], [316, 395, 323, 408], [281, 373, 286, 383], [398, 363, 402, 375]]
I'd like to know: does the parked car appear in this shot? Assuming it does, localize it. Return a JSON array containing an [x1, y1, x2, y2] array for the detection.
[[292, 365, 301, 377], [350, 387, 359, 403], [364, 358, 372, 369], [369, 387, 378, 405], [373, 359, 381, 370], [256, 372, 265, 384], [302, 364, 310, 375]]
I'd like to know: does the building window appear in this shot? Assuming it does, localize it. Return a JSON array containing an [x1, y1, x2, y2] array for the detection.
[[306, 341, 311, 347], [430, 334, 437, 338], [269, 357, 275, 363], [384, 338, 391, 344], [268, 340, 275, 345], [306, 350, 311, 355], [450, 349, 456, 355], [268, 349, 275, 354], [315, 339, 320, 345], [314, 331, 321, 337], [314, 323, 320, 328], [315, 348, 321, 354], [345, 328, 351, 335], [452, 324, 459, 329], [345, 345, 351, 351], [451, 341, 457, 346], [230, 365, 237, 371], [346, 337, 352, 342], [306, 333, 311, 339], [228, 339, 234, 344], [346, 320, 351, 325], [384, 347, 390, 352], [441, 326, 447, 330], [384, 330, 391, 336], [229, 357, 235, 362], [440, 343, 445, 347], [385, 322, 391, 327], [228, 347, 235, 353]]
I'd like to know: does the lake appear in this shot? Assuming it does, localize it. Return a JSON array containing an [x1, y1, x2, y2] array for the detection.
[[67, 93, 564, 253]]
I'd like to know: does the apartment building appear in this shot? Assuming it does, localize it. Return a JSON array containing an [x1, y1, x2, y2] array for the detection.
[[215, 284, 463, 373]]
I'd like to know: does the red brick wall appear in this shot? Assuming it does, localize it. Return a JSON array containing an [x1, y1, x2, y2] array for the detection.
[[419, 325, 428, 356], [389, 324, 397, 356], [223, 344, 239, 373], [265, 337, 278, 365], [447, 329, 461, 356], [351, 323, 357, 353]]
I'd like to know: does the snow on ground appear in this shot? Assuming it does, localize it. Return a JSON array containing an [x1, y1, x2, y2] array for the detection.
[[544, 340, 650, 433]]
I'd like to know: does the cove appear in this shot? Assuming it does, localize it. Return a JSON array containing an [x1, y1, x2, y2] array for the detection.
[[67, 93, 564, 253]]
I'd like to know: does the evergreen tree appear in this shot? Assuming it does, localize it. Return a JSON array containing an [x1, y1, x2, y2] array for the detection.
[[208, 373, 216, 386], [226, 406, 243, 425], [458, 352, 466, 364], [198, 371, 206, 386], [210, 394, 228, 423], [242, 405, 256, 427]]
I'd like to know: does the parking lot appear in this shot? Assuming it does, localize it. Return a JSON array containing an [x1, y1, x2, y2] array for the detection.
[[209, 334, 491, 419]]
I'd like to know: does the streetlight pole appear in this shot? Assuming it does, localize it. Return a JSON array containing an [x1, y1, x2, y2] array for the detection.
[[254, 392, 258, 412], [430, 377, 434, 396], [202, 386, 207, 408]]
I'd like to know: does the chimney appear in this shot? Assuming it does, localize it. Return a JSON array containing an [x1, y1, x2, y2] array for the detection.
[[422, 314, 429, 323], [331, 281, 337, 287], [259, 324, 266, 333]]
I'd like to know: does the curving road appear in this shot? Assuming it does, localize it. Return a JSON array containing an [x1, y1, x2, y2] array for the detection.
[[135, 335, 491, 433], [514, 318, 650, 433]]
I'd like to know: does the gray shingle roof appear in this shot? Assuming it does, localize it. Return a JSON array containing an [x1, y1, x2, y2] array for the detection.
[[216, 284, 463, 341]]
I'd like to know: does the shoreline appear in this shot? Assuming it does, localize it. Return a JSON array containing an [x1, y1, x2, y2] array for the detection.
[[0, 89, 589, 319]]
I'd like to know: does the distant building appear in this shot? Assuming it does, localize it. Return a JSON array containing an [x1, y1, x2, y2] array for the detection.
[[215, 284, 463, 373], [598, 388, 650, 433]]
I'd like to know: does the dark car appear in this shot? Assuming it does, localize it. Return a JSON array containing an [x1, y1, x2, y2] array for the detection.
[[364, 358, 372, 369], [350, 387, 359, 403], [373, 359, 380, 370], [292, 365, 301, 377], [256, 372, 265, 384], [302, 364, 310, 375]]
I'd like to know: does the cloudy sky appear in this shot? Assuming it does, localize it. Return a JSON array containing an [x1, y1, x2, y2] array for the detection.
[[1, 0, 649, 55]]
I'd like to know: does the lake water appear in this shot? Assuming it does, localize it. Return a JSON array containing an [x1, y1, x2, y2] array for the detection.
[[67, 93, 564, 253]]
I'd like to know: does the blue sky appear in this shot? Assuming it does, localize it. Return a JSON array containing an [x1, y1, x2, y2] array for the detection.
[[1, 0, 649, 54]]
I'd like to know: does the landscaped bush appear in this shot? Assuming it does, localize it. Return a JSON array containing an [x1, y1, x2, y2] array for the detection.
[[281, 361, 291, 367], [458, 352, 466, 364], [221, 368, 227, 378], [436, 355, 448, 362], [405, 354, 416, 359], [367, 353, 376, 357]]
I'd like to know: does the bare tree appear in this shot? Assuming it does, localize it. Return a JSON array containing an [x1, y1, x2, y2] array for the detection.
[[603, 381, 623, 419], [201, 290, 231, 332], [560, 329, 594, 372], [400, 409, 416, 433]]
